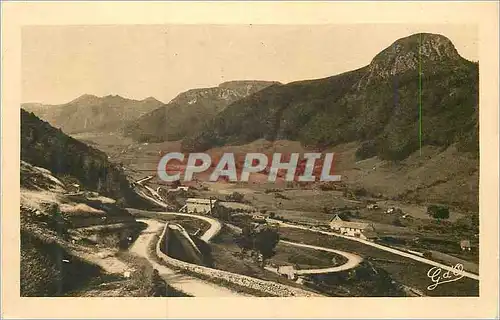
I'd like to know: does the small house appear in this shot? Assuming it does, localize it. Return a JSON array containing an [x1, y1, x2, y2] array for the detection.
[[329, 219, 377, 240], [367, 204, 379, 210], [386, 207, 402, 214], [180, 198, 218, 215], [277, 265, 297, 280], [330, 214, 343, 222], [460, 239, 472, 251]]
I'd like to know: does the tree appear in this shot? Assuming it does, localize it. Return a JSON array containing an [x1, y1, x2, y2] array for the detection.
[[253, 226, 280, 265], [392, 217, 403, 227], [226, 191, 244, 203], [427, 205, 450, 220], [235, 225, 254, 253], [235, 224, 280, 266], [171, 180, 181, 189], [431, 206, 447, 219]]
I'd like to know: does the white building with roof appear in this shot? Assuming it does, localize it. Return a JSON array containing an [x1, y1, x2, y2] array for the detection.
[[329, 217, 376, 240], [180, 198, 218, 215]]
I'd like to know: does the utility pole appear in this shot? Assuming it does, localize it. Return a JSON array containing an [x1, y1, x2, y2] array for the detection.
[[209, 196, 213, 215]]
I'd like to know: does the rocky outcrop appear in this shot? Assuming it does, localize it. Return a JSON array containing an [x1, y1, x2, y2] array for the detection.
[[357, 33, 461, 88]]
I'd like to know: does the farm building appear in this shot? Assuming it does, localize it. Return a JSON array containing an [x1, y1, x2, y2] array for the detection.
[[277, 265, 297, 280], [460, 239, 472, 251], [329, 218, 377, 240], [180, 198, 218, 215], [330, 214, 343, 222]]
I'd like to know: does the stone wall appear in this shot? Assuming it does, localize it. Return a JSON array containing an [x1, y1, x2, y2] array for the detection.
[[156, 223, 322, 297]]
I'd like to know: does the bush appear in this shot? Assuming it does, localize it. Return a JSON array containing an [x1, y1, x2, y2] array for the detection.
[[355, 140, 378, 160], [392, 218, 403, 227], [226, 192, 245, 203], [274, 193, 290, 200], [353, 187, 368, 197], [423, 251, 433, 259], [427, 205, 450, 220]]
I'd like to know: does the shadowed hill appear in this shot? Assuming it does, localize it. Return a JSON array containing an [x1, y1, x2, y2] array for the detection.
[[21, 109, 149, 208]]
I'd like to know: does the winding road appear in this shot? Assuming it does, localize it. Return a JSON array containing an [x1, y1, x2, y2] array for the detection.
[[128, 177, 372, 297], [225, 222, 363, 275], [280, 240, 363, 275], [269, 219, 480, 281], [129, 218, 250, 297]]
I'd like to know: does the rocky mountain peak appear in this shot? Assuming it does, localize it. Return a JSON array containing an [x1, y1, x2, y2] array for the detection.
[[357, 33, 460, 87]]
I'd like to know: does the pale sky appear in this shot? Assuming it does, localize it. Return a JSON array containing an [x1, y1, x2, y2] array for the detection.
[[22, 24, 478, 104]]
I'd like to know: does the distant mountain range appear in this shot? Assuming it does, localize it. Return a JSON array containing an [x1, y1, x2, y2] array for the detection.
[[22, 94, 165, 134], [123, 80, 279, 142]]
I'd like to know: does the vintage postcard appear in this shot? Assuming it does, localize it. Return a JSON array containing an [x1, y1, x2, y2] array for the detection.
[[1, 1, 499, 319]]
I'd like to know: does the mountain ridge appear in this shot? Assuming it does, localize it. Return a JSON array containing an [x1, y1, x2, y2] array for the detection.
[[22, 94, 166, 134], [181, 33, 479, 162]]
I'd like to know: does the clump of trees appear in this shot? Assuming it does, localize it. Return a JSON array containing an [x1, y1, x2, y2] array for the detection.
[[235, 224, 280, 266], [226, 191, 245, 203], [427, 205, 450, 220]]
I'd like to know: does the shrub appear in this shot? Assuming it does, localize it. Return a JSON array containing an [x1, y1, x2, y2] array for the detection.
[[226, 192, 245, 203], [427, 205, 450, 220], [355, 140, 378, 160], [392, 218, 403, 227]]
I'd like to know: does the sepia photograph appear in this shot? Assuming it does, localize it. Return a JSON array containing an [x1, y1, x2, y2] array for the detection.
[[1, 1, 499, 319], [19, 24, 480, 298]]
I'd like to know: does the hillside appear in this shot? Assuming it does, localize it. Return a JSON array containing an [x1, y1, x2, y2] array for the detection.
[[123, 80, 279, 142], [182, 33, 479, 161], [21, 109, 150, 208], [22, 94, 165, 134], [20, 110, 170, 296]]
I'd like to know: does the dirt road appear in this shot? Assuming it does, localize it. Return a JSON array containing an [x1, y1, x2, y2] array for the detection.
[[269, 219, 480, 280], [280, 240, 363, 275], [227, 222, 362, 275], [129, 219, 249, 297]]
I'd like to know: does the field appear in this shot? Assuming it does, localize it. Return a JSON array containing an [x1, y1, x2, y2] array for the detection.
[[269, 242, 348, 269]]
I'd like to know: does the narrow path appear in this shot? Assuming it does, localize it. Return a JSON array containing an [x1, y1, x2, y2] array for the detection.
[[269, 219, 480, 280]]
